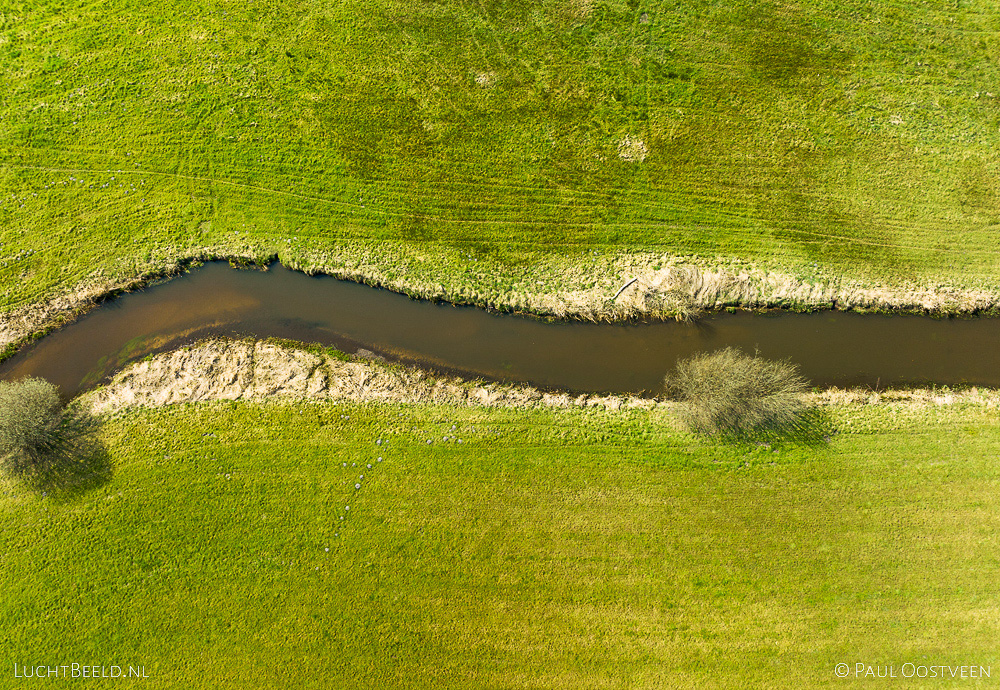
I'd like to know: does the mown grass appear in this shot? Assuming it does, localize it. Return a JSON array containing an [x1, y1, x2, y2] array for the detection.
[[4, 0, 1000, 309], [2, 399, 999, 688]]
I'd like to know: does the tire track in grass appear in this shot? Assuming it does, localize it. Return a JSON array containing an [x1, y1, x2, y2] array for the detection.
[[17, 138, 950, 233], [2, 182, 986, 261], [13, 183, 998, 259], [12, 162, 1000, 256]]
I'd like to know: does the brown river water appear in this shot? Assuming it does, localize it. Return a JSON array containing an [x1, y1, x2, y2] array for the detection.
[[2, 261, 999, 397]]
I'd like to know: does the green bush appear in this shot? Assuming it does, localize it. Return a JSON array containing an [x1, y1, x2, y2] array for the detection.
[[0, 377, 101, 476], [666, 347, 815, 440]]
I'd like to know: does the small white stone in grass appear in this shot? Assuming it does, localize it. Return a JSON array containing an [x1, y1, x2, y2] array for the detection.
[[377, 439, 382, 445], [378, 457, 382, 462], [345, 506, 349, 511], [367, 464, 372, 469], [325, 547, 329, 552]]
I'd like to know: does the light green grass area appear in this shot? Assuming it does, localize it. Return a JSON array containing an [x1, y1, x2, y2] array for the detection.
[[2, 399, 999, 687], [4, 0, 1000, 307]]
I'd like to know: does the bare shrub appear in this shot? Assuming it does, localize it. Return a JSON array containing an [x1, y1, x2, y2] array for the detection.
[[0, 377, 101, 477], [666, 347, 817, 440]]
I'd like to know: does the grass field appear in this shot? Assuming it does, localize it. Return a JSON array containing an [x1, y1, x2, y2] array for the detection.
[[5, 2, 1000, 684], [2, 398, 999, 687], [4, 0, 1000, 309]]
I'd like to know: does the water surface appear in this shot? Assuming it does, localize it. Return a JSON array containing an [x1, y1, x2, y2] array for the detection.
[[2, 261, 999, 397]]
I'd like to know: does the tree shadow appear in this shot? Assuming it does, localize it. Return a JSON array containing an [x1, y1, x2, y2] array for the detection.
[[7, 436, 113, 502], [720, 407, 834, 448]]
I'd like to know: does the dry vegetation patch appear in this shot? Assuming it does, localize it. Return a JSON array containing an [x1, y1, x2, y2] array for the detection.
[[616, 136, 648, 162]]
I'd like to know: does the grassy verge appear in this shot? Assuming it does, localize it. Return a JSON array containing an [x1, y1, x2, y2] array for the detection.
[[5, 0, 1000, 317], [2, 399, 999, 687]]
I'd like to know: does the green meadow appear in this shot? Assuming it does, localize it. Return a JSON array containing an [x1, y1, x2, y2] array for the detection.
[[2, 399, 999, 688], [4, 0, 1000, 307]]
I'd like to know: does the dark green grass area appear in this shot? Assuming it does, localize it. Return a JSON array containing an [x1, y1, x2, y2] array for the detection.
[[4, 0, 1000, 305], [2, 400, 999, 687]]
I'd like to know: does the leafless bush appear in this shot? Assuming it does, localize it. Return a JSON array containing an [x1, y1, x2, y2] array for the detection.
[[0, 377, 102, 477], [666, 347, 818, 440]]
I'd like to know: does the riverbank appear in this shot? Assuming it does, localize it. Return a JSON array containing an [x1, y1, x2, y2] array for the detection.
[[80, 337, 1000, 421], [82, 337, 665, 416], [5, 244, 1000, 363]]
